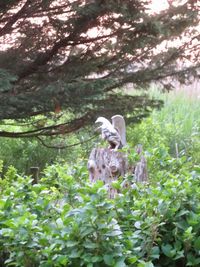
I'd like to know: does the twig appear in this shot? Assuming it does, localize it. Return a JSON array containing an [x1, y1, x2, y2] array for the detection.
[[36, 134, 98, 149]]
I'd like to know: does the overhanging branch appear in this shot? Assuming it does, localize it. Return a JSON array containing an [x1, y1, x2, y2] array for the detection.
[[36, 134, 98, 150], [0, 112, 94, 138]]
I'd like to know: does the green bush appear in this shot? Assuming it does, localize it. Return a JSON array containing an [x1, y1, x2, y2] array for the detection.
[[0, 154, 200, 267]]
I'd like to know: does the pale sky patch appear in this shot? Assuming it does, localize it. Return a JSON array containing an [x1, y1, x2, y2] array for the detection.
[[149, 0, 169, 13]]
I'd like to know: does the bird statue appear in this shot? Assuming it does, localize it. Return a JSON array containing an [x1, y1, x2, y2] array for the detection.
[[111, 115, 126, 147], [95, 115, 126, 150]]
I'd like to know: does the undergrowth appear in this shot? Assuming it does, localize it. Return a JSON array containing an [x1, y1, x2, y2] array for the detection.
[[0, 148, 200, 267], [127, 90, 200, 163]]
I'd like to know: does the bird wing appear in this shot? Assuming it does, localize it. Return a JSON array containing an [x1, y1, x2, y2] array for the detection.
[[111, 115, 126, 146]]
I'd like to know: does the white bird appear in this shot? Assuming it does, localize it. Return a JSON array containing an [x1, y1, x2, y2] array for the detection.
[[95, 115, 126, 150]]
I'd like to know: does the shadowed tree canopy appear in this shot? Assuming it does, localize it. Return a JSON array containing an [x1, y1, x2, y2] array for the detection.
[[0, 0, 199, 138]]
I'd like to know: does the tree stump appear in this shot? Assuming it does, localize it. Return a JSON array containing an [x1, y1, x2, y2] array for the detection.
[[88, 147, 148, 197], [88, 148, 128, 198]]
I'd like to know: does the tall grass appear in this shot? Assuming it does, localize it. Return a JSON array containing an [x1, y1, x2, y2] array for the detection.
[[127, 88, 200, 162]]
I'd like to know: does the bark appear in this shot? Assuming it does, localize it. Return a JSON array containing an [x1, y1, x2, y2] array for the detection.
[[134, 155, 148, 183], [88, 147, 148, 197], [88, 148, 128, 198]]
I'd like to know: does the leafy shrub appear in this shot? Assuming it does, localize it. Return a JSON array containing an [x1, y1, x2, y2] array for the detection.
[[0, 154, 200, 267]]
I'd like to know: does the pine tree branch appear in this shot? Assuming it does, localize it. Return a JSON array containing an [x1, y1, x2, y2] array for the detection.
[[0, 111, 94, 138], [16, 1, 108, 81], [0, 0, 30, 37]]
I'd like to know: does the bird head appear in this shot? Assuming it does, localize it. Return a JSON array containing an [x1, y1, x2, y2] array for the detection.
[[95, 117, 108, 124], [95, 117, 115, 132]]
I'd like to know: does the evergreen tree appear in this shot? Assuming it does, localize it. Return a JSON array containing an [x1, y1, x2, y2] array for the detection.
[[0, 0, 199, 137]]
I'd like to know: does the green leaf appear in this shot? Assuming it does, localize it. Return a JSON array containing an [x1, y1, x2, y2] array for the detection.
[[144, 262, 154, 267], [91, 256, 102, 263], [193, 165, 200, 173], [138, 261, 154, 267], [0, 199, 6, 209], [187, 253, 200, 266], [111, 181, 121, 190], [56, 218, 63, 228], [115, 258, 127, 267], [128, 256, 138, 264], [174, 250, 184, 260], [187, 212, 199, 226], [106, 229, 122, 237], [66, 240, 79, 247], [161, 244, 176, 258], [150, 246, 160, 259], [57, 255, 68, 265], [103, 255, 114, 266], [194, 237, 200, 250], [80, 227, 94, 237], [69, 249, 81, 258], [83, 241, 98, 249]]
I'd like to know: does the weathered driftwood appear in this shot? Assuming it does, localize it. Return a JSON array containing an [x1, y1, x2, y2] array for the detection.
[[88, 147, 148, 197]]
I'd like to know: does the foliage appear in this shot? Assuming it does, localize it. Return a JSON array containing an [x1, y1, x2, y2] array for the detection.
[[0, 0, 199, 137], [127, 90, 200, 164], [0, 147, 200, 266], [0, 135, 87, 175], [0, 89, 199, 174]]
